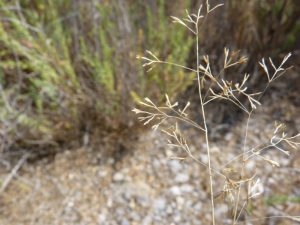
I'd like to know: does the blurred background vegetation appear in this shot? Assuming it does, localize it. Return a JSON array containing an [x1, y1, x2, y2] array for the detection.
[[0, 0, 299, 158]]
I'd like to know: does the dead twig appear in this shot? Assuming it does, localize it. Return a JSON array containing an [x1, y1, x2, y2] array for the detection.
[[0, 152, 30, 194]]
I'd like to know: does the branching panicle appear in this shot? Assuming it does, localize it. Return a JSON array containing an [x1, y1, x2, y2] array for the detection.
[[133, 1, 298, 224]]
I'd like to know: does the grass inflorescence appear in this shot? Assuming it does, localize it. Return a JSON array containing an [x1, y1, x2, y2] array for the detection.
[[133, 1, 300, 224]]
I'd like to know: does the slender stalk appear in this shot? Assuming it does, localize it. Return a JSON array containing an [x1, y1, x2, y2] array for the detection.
[[233, 83, 271, 224], [233, 114, 250, 224], [196, 19, 215, 225], [135, 3, 294, 225]]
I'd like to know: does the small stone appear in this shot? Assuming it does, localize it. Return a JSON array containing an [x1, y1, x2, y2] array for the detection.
[[152, 158, 160, 169], [142, 215, 152, 225], [107, 198, 113, 208], [98, 214, 106, 223], [180, 184, 193, 193], [67, 201, 74, 207], [168, 160, 183, 173], [280, 157, 290, 166], [121, 168, 130, 174], [154, 197, 167, 210], [116, 208, 125, 216], [173, 214, 181, 222], [184, 199, 193, 209], [245, 160, 256, 171], [193, 202, 202, 211], [176, 196, 185, 208], [130, 211, 140, 221], [123, 192, 131, 201], [192, 170, 200, 179], [98, 169, 108, 177], [129, 199, 135, 209], [166, 149, 173, 157], [171, 201, 176, 208], [166, 205, 173, 215], [214, 203, 227, 216], [121, 218, 130, 225], [210, 145, 220, 153], [200, 154, 208, 164], [153, 215, 162, 221], [113, 172, 124, 182], [136, 196, 150, 207], [224, 132, 233, 141], [174, 173, 189, 183], [160, 158, 168, 165], [170, 186, 181, 196], [107, 157, 115, 164]]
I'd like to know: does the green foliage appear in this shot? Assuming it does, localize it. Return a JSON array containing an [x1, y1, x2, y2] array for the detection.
[[0, 0, 124, 140], [0, 0, 79, 110], [0, 0, 298, 150], [82, 3, 114, 89], [253, 0, 300, 54], [0, 0, 79, 141], [144, 0, 194, 101], [78, 2, 119, 114], [284, 22, 300, 50], [265, 195, 300, 205]]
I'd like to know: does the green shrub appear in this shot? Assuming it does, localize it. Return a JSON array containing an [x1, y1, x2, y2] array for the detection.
[[0, 0, 196, 152]]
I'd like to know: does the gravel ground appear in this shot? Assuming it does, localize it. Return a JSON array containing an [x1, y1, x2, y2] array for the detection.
[[0, 95, 300, 225]]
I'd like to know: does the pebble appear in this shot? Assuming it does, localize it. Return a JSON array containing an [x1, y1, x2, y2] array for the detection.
[[180, 184, 193, 193], [218, 203, 229, 215], [174, 173, 189, 183], [170, 186, 181, 196], [153, 215, 162, 221], [107, 157, 115, 164], [130, 211, 141, 221], [129, 199, 135, 209], [168, 160, 183, 173], [152, 158, 160, 169], [98, 213, 106, 223], [154, 197, 167, 210], [123, 192, 131, 201], [136, 196, 150, 207], [107, 198, 113, 208], [200, 154, 208, 164], [193, 202, 202, 211], [184, 199, 193, 209], [113, 172, 125, 182], [245, 160, 256, 171], [142, 215, 152, 225], [176, 196, 185, 209], [121, 218, 130, 225], [116, 208, 125, 216], [173, 214, 181, 223], [224, 132, 233, 141], [166, 205, 173, 215], [98, 169, 108, 177]]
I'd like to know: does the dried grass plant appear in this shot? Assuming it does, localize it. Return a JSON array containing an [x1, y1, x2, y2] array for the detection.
[[133, 1, 300, 224]]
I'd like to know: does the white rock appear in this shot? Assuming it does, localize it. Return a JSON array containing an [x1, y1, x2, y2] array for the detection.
[[176, 196, 185, 208], [168, 160, 183, 174], [154, 197, 167, 210], [98, 214, 106, 223], [121, 218, 130, 225], [113, 172, 124, 182], [174, 173, 190, 183], [170, 186, 182, 196], [142, 215, 152, 225], [107, 198, 113, 208], [180, 184, 193, 193], [173, 214, 181, 222]]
